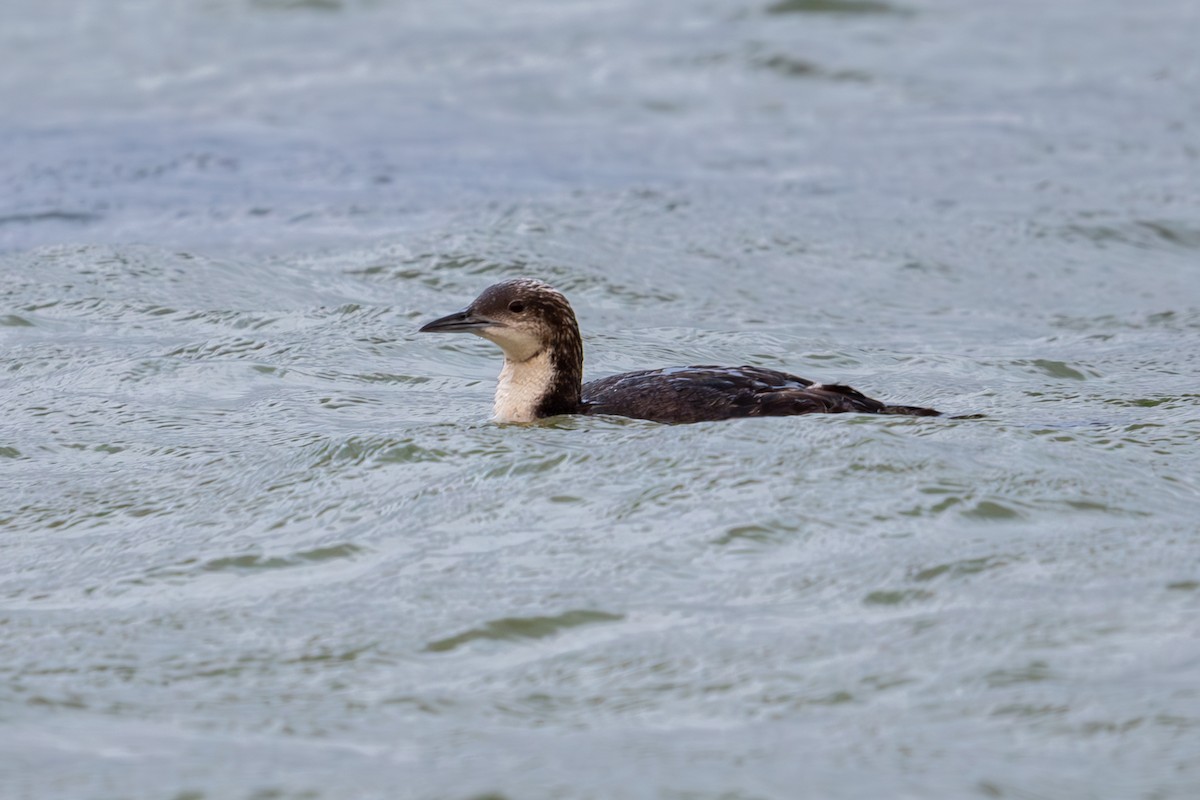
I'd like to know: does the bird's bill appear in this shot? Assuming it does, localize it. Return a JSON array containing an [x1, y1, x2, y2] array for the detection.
[[418, 308, 500, 333]]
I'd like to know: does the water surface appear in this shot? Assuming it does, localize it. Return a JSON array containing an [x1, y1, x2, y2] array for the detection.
[[2, 1, 1199, 798]]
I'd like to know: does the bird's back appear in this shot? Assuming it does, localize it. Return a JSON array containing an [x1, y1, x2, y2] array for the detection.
[[581, 365, 939, 423]]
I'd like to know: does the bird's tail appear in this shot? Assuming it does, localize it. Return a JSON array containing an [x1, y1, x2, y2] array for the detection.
[[879, 404, 942, 417]]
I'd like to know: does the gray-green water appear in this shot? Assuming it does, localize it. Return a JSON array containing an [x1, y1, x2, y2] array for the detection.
[[3, 1, 1200, 798]]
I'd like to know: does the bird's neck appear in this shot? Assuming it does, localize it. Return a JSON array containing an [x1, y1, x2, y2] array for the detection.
[[492, 337, 582, 423]]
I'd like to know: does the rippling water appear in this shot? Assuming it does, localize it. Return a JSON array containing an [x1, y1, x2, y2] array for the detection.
[[3, 1, 1200, 798]]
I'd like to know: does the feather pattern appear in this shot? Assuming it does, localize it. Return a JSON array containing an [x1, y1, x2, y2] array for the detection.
[[582, 366, 938, 423]]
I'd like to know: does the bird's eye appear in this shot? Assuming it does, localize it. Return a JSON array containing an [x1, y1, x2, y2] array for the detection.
[[508, 301, 526, 313]]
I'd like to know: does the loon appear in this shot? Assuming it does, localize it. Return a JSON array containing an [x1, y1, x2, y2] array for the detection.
[[418, 278, 940, 424]]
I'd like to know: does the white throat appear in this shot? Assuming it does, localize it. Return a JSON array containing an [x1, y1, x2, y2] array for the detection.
[[493, 350, 555, 423]]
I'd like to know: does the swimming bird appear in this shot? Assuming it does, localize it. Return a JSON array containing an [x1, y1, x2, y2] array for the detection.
[[418, 279, 940, 424]]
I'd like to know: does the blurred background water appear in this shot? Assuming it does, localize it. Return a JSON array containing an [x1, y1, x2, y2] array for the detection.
[[2, 0, 1199, 798]]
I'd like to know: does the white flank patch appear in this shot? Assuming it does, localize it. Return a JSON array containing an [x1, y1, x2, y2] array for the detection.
[[493, 350, 555, 423]]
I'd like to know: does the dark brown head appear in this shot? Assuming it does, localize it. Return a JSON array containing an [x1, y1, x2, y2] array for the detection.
[[419, 279, 584, 418]]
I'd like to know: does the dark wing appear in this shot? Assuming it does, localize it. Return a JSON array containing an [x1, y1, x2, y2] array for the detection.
[[581, 365, 938, 423]]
